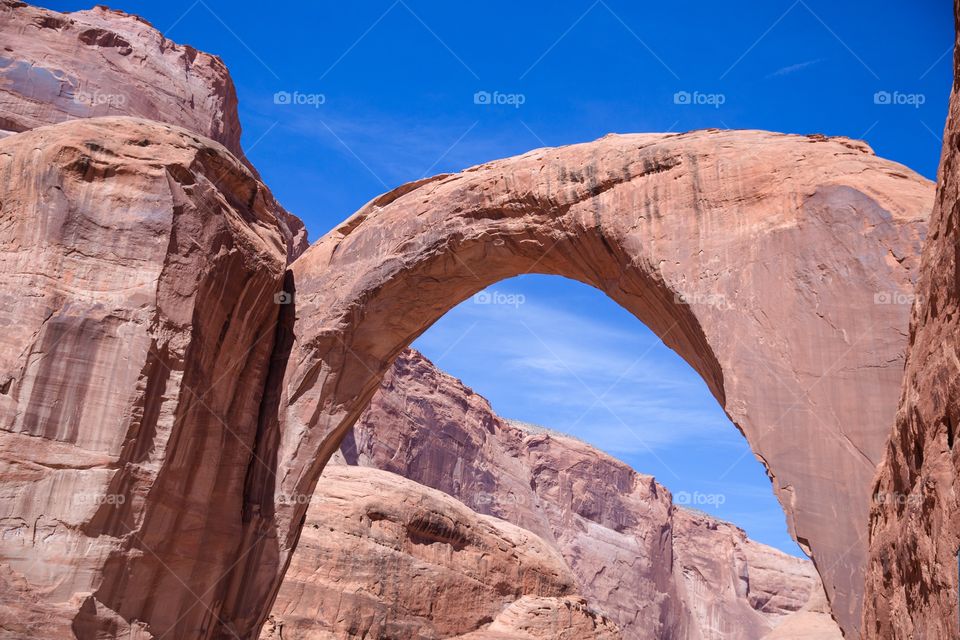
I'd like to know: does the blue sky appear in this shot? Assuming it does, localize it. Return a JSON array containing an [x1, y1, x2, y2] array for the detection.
[[41, 0, 952, 555]]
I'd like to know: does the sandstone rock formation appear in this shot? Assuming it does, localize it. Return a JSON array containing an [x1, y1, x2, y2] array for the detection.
[[672, 508, 804, 638], [0, 3, 942, 638], [0, 116, 294, 639], [452, 596, 623, 640], [261, 128, 933, 639], [267, 349, 842, 639], [0, 1, 240, 153], [333, 350, 691, 638], [0, 0, 308, 260], [861, 3, 960, 638], [262, 465, 581, 640], [762, 587, 843, 640]]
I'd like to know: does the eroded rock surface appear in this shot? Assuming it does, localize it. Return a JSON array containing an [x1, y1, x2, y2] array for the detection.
[[0, 1, 239, 153], [671, 508, 820, 639], [265, 128, 933, 639], [762, 587, 843, 640], [0, 0, 308, 260], [262, 465, 578, 640], [452, 596, 623, 640], [0, 4, 939, 636], [268, 349, 842, 639], [0, 116, 292, 639], [332, 350, 684, 637], [862, 4, 960, 638]]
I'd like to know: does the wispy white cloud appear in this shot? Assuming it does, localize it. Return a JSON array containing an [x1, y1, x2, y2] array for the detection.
[[243, 97, 545, 187], [415, 279, 732, 453], [414, 275, 801, 555], [766, 57, 825, 78]]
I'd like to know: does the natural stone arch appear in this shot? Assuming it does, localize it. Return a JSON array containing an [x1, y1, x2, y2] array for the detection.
[[222, 130, 932, 639]]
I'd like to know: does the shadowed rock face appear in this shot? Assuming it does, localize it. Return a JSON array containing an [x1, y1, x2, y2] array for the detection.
[[0, 116, 293, 639], [862, 4, 960, 638], [267, 349, 840, 640], [245, 128, 934, 639]]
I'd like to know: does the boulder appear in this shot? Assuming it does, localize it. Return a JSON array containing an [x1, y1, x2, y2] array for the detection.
[[262, 465, 577, 640]]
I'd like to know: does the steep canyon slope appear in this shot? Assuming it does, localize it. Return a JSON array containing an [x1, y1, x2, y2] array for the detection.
[[862, 1, 960, 637], [265, 349, 841, 640], [0, 1, 943, 638]]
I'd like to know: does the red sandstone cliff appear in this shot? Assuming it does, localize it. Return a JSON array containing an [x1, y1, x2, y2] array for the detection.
[[0, 2, 943, 638], [266, 350, 842, 639], [0, 5, 307, 638], [862, 2, 960, 637], [0, 0, 308, 260]]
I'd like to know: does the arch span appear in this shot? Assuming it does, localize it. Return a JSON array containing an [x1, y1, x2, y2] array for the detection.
[[224, 130, 932, 638]]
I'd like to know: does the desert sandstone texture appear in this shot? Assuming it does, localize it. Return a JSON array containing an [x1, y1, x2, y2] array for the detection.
[[269, 128, 931, 640], [0, 0, 955, 638], [265, 350, 842, 639], [0, 0, 308, 259], [0, 1, 240, 152], [861, 2, 960, 637]]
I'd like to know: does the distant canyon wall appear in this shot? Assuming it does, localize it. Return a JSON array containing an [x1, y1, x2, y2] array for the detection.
[[263, 349, 840, 640]]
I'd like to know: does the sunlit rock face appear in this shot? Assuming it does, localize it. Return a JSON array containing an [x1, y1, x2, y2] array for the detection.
[[0, 0, 308, 260], [273, 127, 932, 639], [450, 596, 624, 640], [266, 349, 842, 640], [261, 465, 584, 640], [862, 4, 960, 638], [0, 2, 941, 638], [0, 1, 239, 152]]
